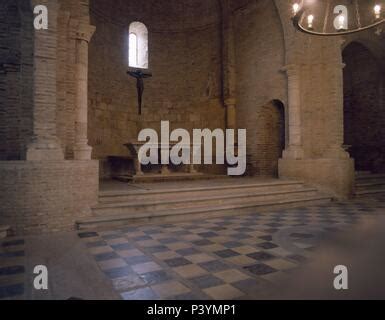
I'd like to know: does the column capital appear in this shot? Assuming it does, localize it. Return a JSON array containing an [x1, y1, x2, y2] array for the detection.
[[224, 97, 236, 107], [74, 23, 96, 43], [281, 64, 301, 76]]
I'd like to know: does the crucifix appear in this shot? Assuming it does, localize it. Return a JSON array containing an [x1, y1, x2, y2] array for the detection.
[[127, 70, 152, 115]]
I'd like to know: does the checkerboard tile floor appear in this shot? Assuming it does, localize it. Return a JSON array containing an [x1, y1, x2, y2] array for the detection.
[[0, 238, 25, 299], [1, 195, 384, 300], [78, 195, 385, 300]]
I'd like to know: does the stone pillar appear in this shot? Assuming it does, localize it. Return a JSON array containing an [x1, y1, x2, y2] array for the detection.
[[220, 0, 237, 131], [27, 0, 64, 160], [225, 98, 237, 130], [73, 23, 95, 160], [282, 64, 304, 159], [323, 61, 350, 159]]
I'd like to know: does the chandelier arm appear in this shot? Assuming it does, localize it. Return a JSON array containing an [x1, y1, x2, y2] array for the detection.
[[292, 9, 385, 37], [323, 0, 331, 33]]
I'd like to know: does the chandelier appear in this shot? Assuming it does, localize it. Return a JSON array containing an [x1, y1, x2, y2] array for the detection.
[[292, 0, 385, 36]]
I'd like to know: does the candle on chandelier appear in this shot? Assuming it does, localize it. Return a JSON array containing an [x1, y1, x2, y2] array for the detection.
[[293, 3, 300, 15], [338, 15, 345, 30], [307, 14, 314, 29], [374, 5, 381, 19]]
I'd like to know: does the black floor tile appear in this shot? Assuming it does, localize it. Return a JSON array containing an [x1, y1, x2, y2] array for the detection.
[[104, 266, 132, 279], [0, 283, 24, 299], [140, 270, 172, 285], [258, 242, 278, 250], [247, 251, 276, 261], [0, 265, 25, 276], [214, 249, 240, 258], [164, 257, 192, 268], [94, 251, 120, 261], [244, 263, 277, 276], [199, 260, 230, 272], [189, 274, 224, 289]]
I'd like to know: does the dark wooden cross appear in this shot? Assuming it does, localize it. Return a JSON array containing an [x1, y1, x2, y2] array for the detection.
[[127, 70, 152, 115]]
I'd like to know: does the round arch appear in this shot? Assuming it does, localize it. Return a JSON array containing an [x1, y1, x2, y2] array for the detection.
[[128, 21, 149, 69], [343, 41, 385, 172], [255, 99, 286, 177]]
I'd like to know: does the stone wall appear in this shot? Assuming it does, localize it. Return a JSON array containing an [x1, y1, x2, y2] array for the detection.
[[0, 0, 100, 235], [0, 161, 99, 235], [88, 0, 226, 177], [233, 0, 287, 176]]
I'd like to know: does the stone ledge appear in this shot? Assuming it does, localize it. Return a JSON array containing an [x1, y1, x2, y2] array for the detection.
[[0, 225, 11, 239], [0, 160, 99, 235], [279, 158, 355, 200]]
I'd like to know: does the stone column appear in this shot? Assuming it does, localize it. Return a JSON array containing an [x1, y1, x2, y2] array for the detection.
[[27, 0, 64, 160], [225, 98, 237, 131], [73, 23, 95, 160], [282, 64, 304, 159], [220, 0, 237, 131], [323, 61, 350, 159]]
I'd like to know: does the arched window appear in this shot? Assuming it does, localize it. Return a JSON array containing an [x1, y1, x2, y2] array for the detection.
[[129, 33, 138, 67], [128, 22, 148, 69]]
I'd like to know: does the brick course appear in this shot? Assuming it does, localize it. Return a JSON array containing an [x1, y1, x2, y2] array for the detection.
[[0, 160, 99, 235]]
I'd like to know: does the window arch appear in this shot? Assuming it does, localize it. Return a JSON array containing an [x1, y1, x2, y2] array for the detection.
[[128, 21, 148, 69]]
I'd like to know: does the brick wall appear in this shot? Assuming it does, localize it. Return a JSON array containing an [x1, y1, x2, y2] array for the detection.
[[233, 0, 287, 175], [0, 0, 99, 235], [88, 0, 226, 172], [0, 161, 99, 235]]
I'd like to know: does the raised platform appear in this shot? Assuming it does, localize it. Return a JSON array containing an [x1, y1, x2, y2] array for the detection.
[[355, 171, 385, 197], [114, 172, 227, 183], [77, 178, 333, 230]]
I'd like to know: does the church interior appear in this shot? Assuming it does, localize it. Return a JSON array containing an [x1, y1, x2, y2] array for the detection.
[[0, 0, 385, 300]]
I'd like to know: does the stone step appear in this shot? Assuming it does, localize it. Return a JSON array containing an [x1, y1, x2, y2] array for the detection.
[[355, 171, 372, 176], [78, 195, 332, 230], [354, 172, 385, 197], [115, 173, 228, 183], [355, 173, 385, 181], [355, 181, 385, 191], [92, 187, 319, 216], [0, 225, 11, 239], [99, 180, 306, 203], [355, 188, 385, 197]]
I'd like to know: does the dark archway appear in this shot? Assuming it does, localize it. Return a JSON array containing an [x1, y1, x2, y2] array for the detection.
[[343, 42, 385, 173], [0, 0, 34, 160], [256, 99, 285, 177]]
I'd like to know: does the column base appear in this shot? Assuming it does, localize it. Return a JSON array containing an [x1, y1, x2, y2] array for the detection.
[[74, 144, 92, 160], [0, 160, 99, 235], [279, 157, 355, 199], [323, 144, 350, 159], [26, 139, 64, 161], [282, 146, 304, 160]]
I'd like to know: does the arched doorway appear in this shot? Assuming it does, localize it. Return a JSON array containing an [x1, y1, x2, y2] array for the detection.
[[257, 100, 285, 177], [343, 42, 385, 173], [0, 1, 32, 160]]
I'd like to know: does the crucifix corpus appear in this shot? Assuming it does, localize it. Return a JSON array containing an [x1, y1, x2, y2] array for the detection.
[[127, 70, 152, 115]]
